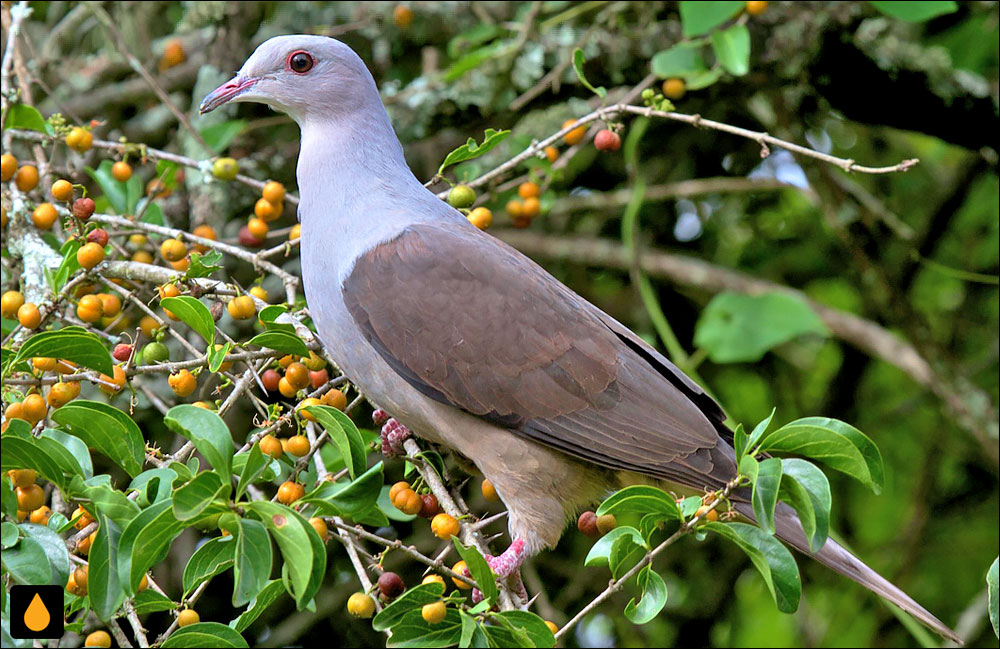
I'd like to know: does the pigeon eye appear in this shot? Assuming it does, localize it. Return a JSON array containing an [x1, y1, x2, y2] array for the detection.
[[287, 51, 314, 74]]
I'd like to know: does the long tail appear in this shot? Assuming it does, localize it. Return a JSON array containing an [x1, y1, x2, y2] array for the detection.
[[733, 501, 962, 644]]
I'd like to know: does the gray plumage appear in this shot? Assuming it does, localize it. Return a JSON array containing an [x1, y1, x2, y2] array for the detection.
[[200, 35, 960, 643]]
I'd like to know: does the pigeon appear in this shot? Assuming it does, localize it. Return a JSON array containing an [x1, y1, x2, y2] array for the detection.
[[201, 35, 960, 642]]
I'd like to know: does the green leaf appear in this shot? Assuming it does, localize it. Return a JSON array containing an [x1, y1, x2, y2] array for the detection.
[[47, 239, 82, 294], [758, 417, 884, 494], [437, 128, 511, 175], [584, 526, 647, 567], [161, 622, 249, 648], [778, 459, 831, 553], [129, 468, 179, 507], [12, 327, 113, 376], [650, 42, 707, 79], [4, 104, 48, 133], [572, 48, 606, 98], [744, 408, 776, 458], [706, 522, 801, 612], [85, 159, 142, 214], [246, 330, 310, 357], [1, 421, 87, 493], [444, 39, 511, 82], [609, 533, 646, 580], [89, 513, 125, 621], [231, 518, 273, 607], [164, 405, 234, 480], [694, 292, 828, 363], [710, 23, 750, 76], [229, 580, 286, 632], [245, 501, 326, 609], [19, 523, 71, 588], [1, 535, 51, 584], [185, 250, 224, 279], [869, 1, 957, 21], [451, 538, 497, 605], [201, 120, 247, 154], [160, 296, 215, 343], [1, 522, 18, 549], [172, 472, 230, 521], [133, 589, 178, 614], [208, 341, 231, 374], [624, 566, 668, 624], [301, 461, 383, 519], [85, 483, 140, 528], [751, 457, 783, 535], [234, 444, 270, 501], [679, 496, 703, 518], [373, 582, 446, 631], [597, 485, 681, 519], [303, 405, 366, 479], [685, 67, 724, 90], [734, 423, 749, 460], [987, 556, 998, 638], [155, 159, 181, 189], [52, 400, 145, 477], [386, 608, 463, 648], [679, 1, 744, 37], [41, 428, 93, 478], [118, 500, 185, 595], [183, 536, 235, 595], [491, 610, 556, 648]]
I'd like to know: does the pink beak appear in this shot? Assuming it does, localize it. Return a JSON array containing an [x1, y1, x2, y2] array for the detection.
[[199, 76, 259, 114]]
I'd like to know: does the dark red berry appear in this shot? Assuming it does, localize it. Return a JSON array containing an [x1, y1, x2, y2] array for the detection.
[[87, 228, 109, 247], [577, 511, 600, 538], [73, 197, 95, 221], [594, 129, 621, 152], [238, 225, 264, 247], [378, 571, 405, 599], [210, 301, 224, 322], [261, 368, 281, 393], [419, 493, 439, 518], [112, 343, 133, 362]]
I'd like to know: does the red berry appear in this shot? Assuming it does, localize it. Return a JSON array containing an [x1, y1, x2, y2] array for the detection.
[[87, 228, 109, 247], [112, 343, 133, 362], [73, 197, 95, 221], [378, 572, 405, 600], [238, 225, 264, 247], [594, 129, 621, 152], [419, 493, 439, 518], [261, 368, 281, 393], [577, 511, 600, 538], [309, 368, 329, 390]]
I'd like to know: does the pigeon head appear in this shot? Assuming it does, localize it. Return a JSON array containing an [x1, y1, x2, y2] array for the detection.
[[199, 35, 379, 123]]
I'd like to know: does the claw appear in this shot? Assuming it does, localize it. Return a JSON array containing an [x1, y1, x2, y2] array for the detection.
[[379, 417, 411, 457]]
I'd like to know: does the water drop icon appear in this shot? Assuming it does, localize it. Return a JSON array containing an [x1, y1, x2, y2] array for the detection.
[[24, 592, 50, 632]]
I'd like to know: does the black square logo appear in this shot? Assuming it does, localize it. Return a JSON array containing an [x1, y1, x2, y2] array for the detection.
[[9, 585, 64, 639]]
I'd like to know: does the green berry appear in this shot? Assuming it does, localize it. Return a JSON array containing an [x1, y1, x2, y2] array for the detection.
[[211, 157, 239, 181], [447, 185, 476, 209], [142, 341, 170, 364]]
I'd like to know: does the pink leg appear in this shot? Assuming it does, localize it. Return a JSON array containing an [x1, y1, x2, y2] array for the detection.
[[374, 409, 411, 457], [470, 538, 529, 604]]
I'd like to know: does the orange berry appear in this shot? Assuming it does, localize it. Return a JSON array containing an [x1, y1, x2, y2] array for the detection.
[[544, 146, 559, 163], [17, 303, 41, 329], [227, 295, 255, 320], [160, 39, 186, 71], [97, 293, 121, 317], [0, 153, 16, 182], [249, 286, 268, 302], [146, 178, 172, 198], [695, 505, 720, 522], [320, 389, 347, 410], [65, 127, 93, 153], [33, 357, 57, 372], [21, 394, 48, 425], [176, 609, 200, 628], [138, 574, 149, 591], [662, 78, 686, 100], [99, 365, 128, 395], [73, 565, 89, 589], [132, 250, 154, 264], [55, 359, 78, 374], [48, 380, 81, 408], [168, 369, 197, 397], [139, 315, 160, 338], [506, 199, 524, 219], [309, 516, 328, 539], [481, 479, 499, 502], [430, 513, 460, 539], [32, 203, 59, 230], [284, 362, 310, 390], [394, 4, 414, 29], [247, 217, 269, 239], [422, 601, 447, 625], [277, 481, 305, 505], [84, 631, 112, 648], [74, 505, 95, 529], [259, 434, 283, 459], [392, 488, 422, 516], [422, 574, 446, 588], [562, 119, 587, 145], [76, 242, 106, 269], [1, 290, 25, 318], [277, 376, 298, 398], [544, 620, 559, 634], [451, 561, 472, 589], [111, 161, 133, 182], [16, 484, 46, 511], [14, 165, 39, 191], [254, 197, 282, 221], [518, 181, 540, 199], [29, 505, 51, 525], [160, 238, 187, 262], [289, 223, 301, 241], [77, 294, 104, 323], [467, 207, 492, 230], [262, 181, 286, 204], [297, 397, 322, 421], [285, 434, 310, 456], [8, 469, 37, 487], [746, 0, 768, 15], [389, 481, 411, 503], [521, 196, 540, 219], [191, 224, 217, 253], [51, 179, 74, 201]]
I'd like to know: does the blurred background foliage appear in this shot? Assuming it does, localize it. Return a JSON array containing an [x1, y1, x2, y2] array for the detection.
[[10, 1, 998, 646]]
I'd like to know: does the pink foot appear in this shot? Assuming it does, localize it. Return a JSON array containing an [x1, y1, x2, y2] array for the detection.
[[378, 415, 411, 457], [471, 538, 529, 604]]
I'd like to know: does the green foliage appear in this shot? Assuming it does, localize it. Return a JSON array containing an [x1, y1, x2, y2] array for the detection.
[[437, 129, 511, 175]]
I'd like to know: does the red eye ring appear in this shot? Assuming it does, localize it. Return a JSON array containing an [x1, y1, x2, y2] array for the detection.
[[286, 50, 314, 74]]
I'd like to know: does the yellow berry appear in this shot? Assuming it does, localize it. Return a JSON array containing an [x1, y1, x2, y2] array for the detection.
[[51, 179, 74, 201], [347, 592, 375, 618]]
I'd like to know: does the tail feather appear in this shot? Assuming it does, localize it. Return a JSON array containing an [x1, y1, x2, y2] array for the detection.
[[733, 501, 962, 645]]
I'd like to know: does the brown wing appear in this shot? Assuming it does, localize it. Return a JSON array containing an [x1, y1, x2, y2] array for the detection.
[[343, 223, 735, 487]]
